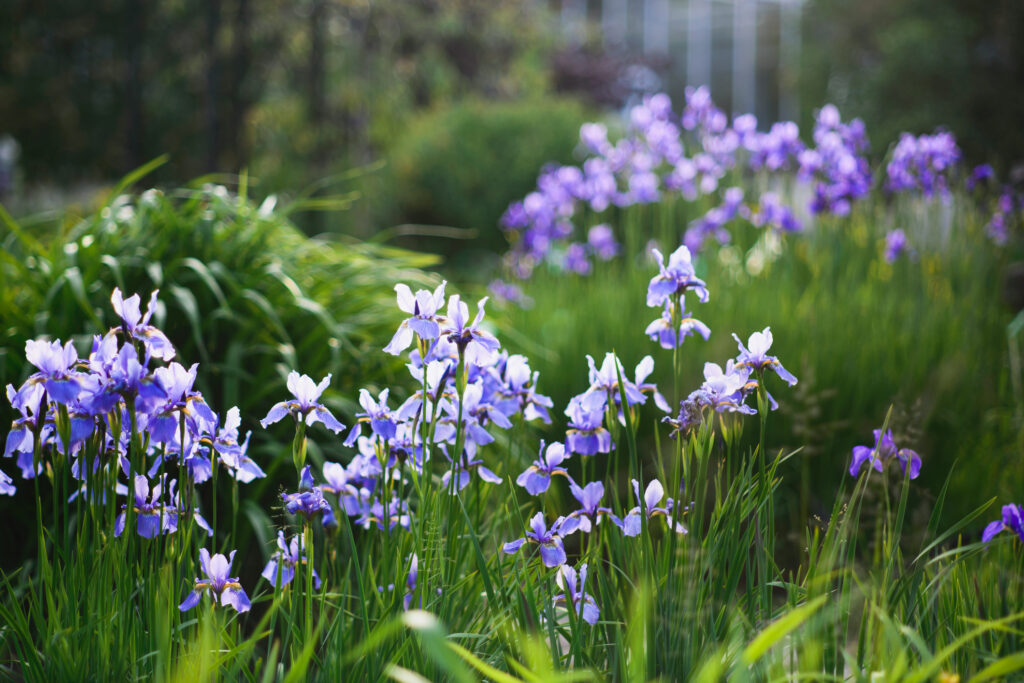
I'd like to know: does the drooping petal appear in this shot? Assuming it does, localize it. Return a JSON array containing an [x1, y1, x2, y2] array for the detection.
[[221, 587, 251, 613], [383, 324, 415, 356], [178, 590, 203, 612], [982, 520, 1005, 543], [314, 406, 346, 434], [538, 541, 567, 568], [477, 466, 502, 484], [849, 446, 872, 477], [502, 538, 527, 554], [260, 402, 290, 428]]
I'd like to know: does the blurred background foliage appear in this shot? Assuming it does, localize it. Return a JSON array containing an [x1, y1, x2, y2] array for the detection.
[[4, 0, 1022, 229], [801, 0, 1024, 171]]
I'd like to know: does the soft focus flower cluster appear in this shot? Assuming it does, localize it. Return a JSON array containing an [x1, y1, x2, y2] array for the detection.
[[491, 88, 1022, 298], [498, 89, 880, 281], [885, 131, 961, 199]]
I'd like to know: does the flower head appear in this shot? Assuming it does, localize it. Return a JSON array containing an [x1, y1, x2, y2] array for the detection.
[[566, 480, 613, 533], [732, 327, 798, 386], [24, 339, 83, 405], [515, 441, 571, 496], [114, 474, 178, 538], [383, 281, 448, 355], [848, 428, 921, 479], [982, 504, 1024, 544], [884, 229, 908, 263], [502, 512, 579, 568], [554, 563, 599, 625], [262, 530, 321, 589], [646, 245, 709, 308], [442, 295, 501, 365], [179, 548, 250, 613], [614, 479, 687, 537], [260, 371, 345, 434], [345, 388, 399, 446], [110, 288, 176, 360]]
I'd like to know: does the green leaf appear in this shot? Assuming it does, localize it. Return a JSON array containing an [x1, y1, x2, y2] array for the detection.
[[741, 594, 828, 665]]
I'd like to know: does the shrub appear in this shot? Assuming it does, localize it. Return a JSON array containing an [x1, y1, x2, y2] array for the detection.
[[386, 97, 590, 259]]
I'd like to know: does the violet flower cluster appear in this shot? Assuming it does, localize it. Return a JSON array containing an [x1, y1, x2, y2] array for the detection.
[[4, 288, 265, 532], [500, 89, 884, 281], [256, 280, 557, 600], [885, 131, 961, 199], [664, 327, 798, 437]]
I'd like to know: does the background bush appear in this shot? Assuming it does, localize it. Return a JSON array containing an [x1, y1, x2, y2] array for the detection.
[[379, 96, 591, 266]]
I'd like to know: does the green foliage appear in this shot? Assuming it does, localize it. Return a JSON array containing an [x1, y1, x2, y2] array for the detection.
[[382, 97, 590, 263]]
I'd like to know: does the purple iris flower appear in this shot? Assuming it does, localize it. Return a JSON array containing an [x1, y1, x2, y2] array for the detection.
[[554, 563, 599, 625], [440, 444, 503, 492], [114, 474, 177, 539], [356, 496, 411, 532], [645, 301, 711, 349], [502, 512, 579, 568], [179, 549, 251, 613], [732, 328, 798, 386], [110, 288, 176, 361], [981, 504, 1024, 544], [631, 355, 672, 413], [148, 363, 217, 443], [565, 391, 613, 456], [260, 371, 346, 434], [688, 361, 756, 415], [646, 245, 709, 307], [5, 382, 47, 469], [564, 242, 592, 275], [321, 460, 373, 516], [442, 295, 501, 366], [587, 224, 620, 261], [884, 229, 908, 263], [282, 466, 333, 519], [262, 530, 321, 589], [107, 344, 167, 411], [583, 353, 646, 409], [566, 481, 613, 533], [967, 163, 994, 191], [461, 381, 513, 435], [383, 281, 448, 356], [345, 388, 398, 446], [210, 407, 264, 483], [580, 122, 611, 156], [397, 359, 456, 426], [492, 354, 554, 424], [849, 429, 921, 479], [487, 279, 534, 309], [662, 398, 704, 438], [885, 131, 961, 198], [24, 339, 82, 405], [516, 441, 571, 495], [615, 479, 687, 537]]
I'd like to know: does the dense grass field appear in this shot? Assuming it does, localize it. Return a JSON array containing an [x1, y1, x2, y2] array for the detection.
[[2, 93, 1023, 681]]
